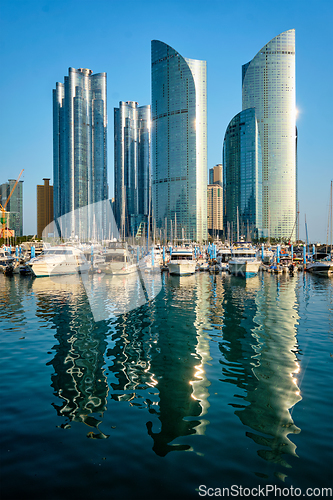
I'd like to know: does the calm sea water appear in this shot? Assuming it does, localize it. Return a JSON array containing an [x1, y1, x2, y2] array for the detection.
[[0, 270, 332, 499]]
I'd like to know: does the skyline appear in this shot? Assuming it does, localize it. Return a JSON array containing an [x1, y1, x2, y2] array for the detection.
[[0, 0, 332, 243]]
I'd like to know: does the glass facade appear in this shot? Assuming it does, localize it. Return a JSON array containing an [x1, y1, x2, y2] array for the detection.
[[0, 180, 23, 236], [114, 101, 151, 237], [223, 108, 262, 240], [53, 67, 108, 234], [151, 40, 207, 243], [242, 30, 296, 240]]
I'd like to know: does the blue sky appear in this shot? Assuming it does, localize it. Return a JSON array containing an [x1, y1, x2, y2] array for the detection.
[[0, 0, 332, 242]]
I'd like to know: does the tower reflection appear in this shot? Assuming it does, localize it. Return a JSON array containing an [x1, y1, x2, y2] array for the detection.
[[106, 273, 212, 456], [219, 274, 301, 474], [146, 274, 212, 456], [33, 276, 109, 438]]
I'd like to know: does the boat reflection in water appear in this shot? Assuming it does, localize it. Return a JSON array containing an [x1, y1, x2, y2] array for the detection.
[[80, 260, 162, 322], [219, 273, 301, 477], [32, 275, 110, 439]]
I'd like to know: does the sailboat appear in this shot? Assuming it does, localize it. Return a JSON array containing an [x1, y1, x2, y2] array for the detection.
[[306, 181, 333, 276]]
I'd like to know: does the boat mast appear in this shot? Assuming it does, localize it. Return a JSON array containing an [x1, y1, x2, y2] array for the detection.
[[297, 202, 300, 245], [330, 181, 333, 261], [236, 206, 239, 242], [305, 213, 309, 255]]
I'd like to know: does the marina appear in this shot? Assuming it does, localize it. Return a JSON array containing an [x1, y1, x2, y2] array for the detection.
[[1, 261, 332, 499]]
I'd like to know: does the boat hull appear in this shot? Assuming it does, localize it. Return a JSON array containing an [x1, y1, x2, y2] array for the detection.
[[168, 262, 196, 275], [30, 261, 90, 277], [306, 262, 333, 275], [229, 259, 261, 277], [29, 247, 90, 277], [103, 264, 138, 275]]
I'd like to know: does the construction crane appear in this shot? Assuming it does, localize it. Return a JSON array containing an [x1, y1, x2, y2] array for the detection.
[[0, 169, 24, 238]]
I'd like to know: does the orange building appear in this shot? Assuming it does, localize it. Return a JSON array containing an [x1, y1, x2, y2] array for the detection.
[[37, 178, 53, 239]]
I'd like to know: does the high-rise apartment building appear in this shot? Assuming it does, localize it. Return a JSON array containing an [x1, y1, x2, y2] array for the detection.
[[0, 180, 23, 236], [242, 29, 296, 240], [209, 164, 223, 187], [223, 108, 262, 240], [37, 178, 54, 239], [207, 184, 223, 238], [151, 40, 207, 243], [114, 101, 151, 237], [53, 67, 108, 234]]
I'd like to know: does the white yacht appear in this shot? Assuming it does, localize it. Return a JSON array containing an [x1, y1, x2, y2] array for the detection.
[[167, 248, 196, 275], [262, 248, 274, 264], [228, 243, 261, 278], [100, 242, 137, 275], [0, 248, 15, 271], [28, 246, 90, 277], [216, 247, 232, 264]]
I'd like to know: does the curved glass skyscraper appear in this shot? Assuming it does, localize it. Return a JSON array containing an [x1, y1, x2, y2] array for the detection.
[[223, 108, 262, 241], [242, 29, 296, 240], [151, 41, 207, 243], [53, 67, 108, 224], [114, 101, 151, 238]]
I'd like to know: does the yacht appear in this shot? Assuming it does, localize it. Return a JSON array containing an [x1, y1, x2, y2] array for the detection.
[[228, 243, 261, 278], [99, 242, 137, 275], [262, 248, 274, 264], [216, 247, 232, 264], [167, 248, 196, 275], [0, 247, 15, 271], [28, 246, 90, 277]]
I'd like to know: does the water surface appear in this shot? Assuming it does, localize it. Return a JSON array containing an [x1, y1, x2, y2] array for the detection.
[[0, 271, 332, 499]]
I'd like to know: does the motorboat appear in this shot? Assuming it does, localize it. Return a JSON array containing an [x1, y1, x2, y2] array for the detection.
[[28, 245, 90, 277], [306, 260, 333, 276], [19, 263, 33, 276], [216, 247, 232, 264], [3, 263, 14, 276], [199, 262, 210, 272], [228, 257, 261, 277], [261, 248, 274, 264], [228, 243, 261, 277], [0, 248, 15, 271], [167, 248, 196, 275], [100, 242, 137, 275], [80, 245, 106, 273]]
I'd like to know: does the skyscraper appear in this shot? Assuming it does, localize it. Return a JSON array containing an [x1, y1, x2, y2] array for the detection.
[[37, 178, 53, 239], [242, 29, 296, 240], [114, 101, 151, 237], [53, 67, 108, 229], [207, 184, 223, 239], [0, 179, 23, 236], [209, 164, 223, 187], [151, 40, 207, 243], [223, 108, 262, 240]]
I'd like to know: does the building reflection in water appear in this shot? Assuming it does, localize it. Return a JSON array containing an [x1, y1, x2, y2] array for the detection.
[[219, 273, 301, 476], [80, 265, 162, 322], [33, 276, 110, 439], [106, 272, 212, 456], [0, 274, 34, 333]]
